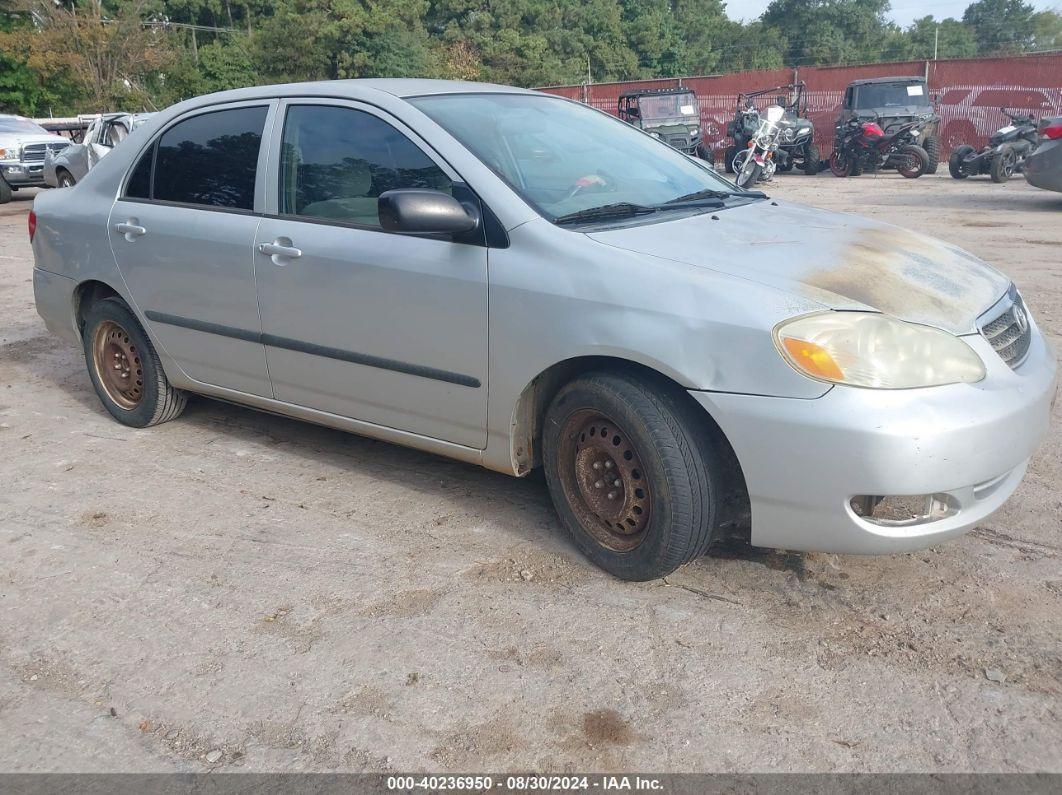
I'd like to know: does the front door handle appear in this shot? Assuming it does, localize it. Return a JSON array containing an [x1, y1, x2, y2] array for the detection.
[[115, 221, 147, 240], [257, 241, 302, 260]]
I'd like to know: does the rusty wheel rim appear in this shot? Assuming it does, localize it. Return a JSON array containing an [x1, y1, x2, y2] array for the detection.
[[91, 320, 144, 410], [557, 410, 652, 553]]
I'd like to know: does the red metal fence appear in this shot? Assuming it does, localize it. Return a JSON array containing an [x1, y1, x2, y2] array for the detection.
[[538, 53, 1062, 158]]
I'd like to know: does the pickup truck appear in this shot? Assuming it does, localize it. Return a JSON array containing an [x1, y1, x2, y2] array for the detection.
[[0, 115, 72, 203]]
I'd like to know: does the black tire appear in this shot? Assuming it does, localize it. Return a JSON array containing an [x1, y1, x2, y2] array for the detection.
[[736, 160, 763, 188], [0, 176, 11, 204], [802, 142, 821, 175], [776, 156, 794, 172], [923, 135, 941, 174], [949, 145, 975, 179], [57, 170, 76, 188], [696, 143, 715, 167], [542, 371, 728, 581], [990, 145, 1017, 183], [81, 297, 187, 428], [723, 145, 739, 173], [896, 144, 928, 178]]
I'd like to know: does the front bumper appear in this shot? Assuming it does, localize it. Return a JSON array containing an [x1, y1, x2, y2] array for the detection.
[[1, 162, 48, 187], [691, 325, 1057, 554]]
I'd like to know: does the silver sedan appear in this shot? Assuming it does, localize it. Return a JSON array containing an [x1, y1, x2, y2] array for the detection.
[[30, 80, 1057, 580]]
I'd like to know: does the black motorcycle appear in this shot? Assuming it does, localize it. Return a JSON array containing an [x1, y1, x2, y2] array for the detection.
[[949, 108, 1039, 183], [829, 115, 931, 179]]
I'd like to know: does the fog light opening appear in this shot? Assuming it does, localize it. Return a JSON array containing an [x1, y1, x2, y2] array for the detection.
[[850, 493, 957, 527]]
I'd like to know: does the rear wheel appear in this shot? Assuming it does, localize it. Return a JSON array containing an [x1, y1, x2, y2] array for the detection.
[[57, 170, 76, 188], [923, 135, 941, 174], [895, 144, 929, 178], [990, 145, 1017, 183], [543, 371, 727, 581], [949, 145, 975, 179], [802, 142, 821, 175], [82, 297, 187, 428]]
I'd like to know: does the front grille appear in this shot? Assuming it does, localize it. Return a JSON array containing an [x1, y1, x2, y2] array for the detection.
[[21, 142, 69, 163], [980, 287, 1032, 368], [666, 135, 691, 148]]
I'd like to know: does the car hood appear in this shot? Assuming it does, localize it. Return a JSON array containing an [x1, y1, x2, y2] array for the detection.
[[588, 200, 1009, 335], [1, 134, 68, 149]]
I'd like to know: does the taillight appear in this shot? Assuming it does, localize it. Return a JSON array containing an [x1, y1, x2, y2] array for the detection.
[[28, 209, 36, 242], [1042, 122, 1062, 140]]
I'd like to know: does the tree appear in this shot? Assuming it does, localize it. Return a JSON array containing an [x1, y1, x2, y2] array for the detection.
[[962, 0, 1035, 54], [761, 0, 896, 66], [900, 15, 978, 59], [1031, 9, 1062, 51]]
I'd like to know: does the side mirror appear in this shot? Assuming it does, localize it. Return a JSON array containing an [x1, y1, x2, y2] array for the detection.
[[378, 189, 480, 235]]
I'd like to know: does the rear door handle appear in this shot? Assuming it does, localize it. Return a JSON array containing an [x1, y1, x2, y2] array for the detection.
[[257, 242, 302, 260], [115, 222, 147, 239]]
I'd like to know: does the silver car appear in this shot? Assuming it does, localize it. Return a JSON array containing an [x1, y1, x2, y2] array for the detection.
[[30, 80, 1057, 581], [44, 113, 153, 188]]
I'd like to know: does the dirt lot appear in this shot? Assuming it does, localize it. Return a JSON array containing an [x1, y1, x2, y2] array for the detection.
[[0, 172, 1059, 774]]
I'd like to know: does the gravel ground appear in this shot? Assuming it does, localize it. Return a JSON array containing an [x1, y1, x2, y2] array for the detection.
[[0, 172, 1059, 774]]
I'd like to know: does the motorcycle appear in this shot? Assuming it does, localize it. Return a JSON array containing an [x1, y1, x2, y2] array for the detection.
[[733, 104, 785, 188], [829, 114, 931, 178], [949, 108, 1039, 183]]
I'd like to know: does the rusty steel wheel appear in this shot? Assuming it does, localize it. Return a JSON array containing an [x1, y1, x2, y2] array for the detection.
[[91, 320, 144, 410], [556, 410, 653, 553], [543, 371, 734, 581], [82, 297, 186, 427]]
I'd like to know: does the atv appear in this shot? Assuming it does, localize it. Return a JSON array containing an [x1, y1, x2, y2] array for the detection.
[[837, 76, 942, 174], [724, 82, 819, 175], [949, 108, 1039, 183], [618, 88, 713, 163]]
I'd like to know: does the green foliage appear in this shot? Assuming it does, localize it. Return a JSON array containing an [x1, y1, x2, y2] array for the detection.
[[962, 0, 1036, 54], [0, 0, 1058, 115]]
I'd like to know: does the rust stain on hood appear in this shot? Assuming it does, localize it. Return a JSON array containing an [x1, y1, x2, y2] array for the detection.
[[589, 202, 1010, 335], [800, 226, 1008, 334]]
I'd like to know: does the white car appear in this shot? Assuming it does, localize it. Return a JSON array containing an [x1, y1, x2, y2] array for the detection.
[[44, 113, 154, 188], [0, 115, 71, 202]]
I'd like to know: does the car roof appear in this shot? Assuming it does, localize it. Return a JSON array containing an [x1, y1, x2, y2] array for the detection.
[[187, 78, 535, 106], [849, 76, 926, 86]]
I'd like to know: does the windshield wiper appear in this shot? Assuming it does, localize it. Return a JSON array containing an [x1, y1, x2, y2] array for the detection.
[[554, 202, 659, 225], [662, 188, 767, 205]]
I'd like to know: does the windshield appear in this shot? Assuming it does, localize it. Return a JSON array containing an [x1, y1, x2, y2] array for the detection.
[[0, 117, 50, 135], [856, 82, 927, 109], [411, 93, 742, 222], [637, 93, 698, 122]]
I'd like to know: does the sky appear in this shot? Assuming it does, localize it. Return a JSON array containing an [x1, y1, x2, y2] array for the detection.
[[723, 0, 1060, 27]]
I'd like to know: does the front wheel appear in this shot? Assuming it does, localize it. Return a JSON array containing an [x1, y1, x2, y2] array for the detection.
[[0, 177, 11, 204], [543, 371, 728, 581], [949, 145, 975, 179], [802, 142, 821, 175], [735, 158, 763, 188], [991, 145, 1017, 183], [895, 144, 929, 178], [829, 150, 851, 177], [923, 135, 941, 174], [696, 143, 715, 167], [82, 297, 187, 427]]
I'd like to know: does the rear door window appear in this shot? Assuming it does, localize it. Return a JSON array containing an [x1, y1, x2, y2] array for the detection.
[[152, 106, 267, 210], [278, 104, 452, 228]]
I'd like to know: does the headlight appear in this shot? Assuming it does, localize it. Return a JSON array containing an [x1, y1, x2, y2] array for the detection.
[[774, 312, 985, 388], [0, 148, 10, 160], [650, 132, 661, 138], [691, 127, 699, 135], [910, 130, 920, 137]]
